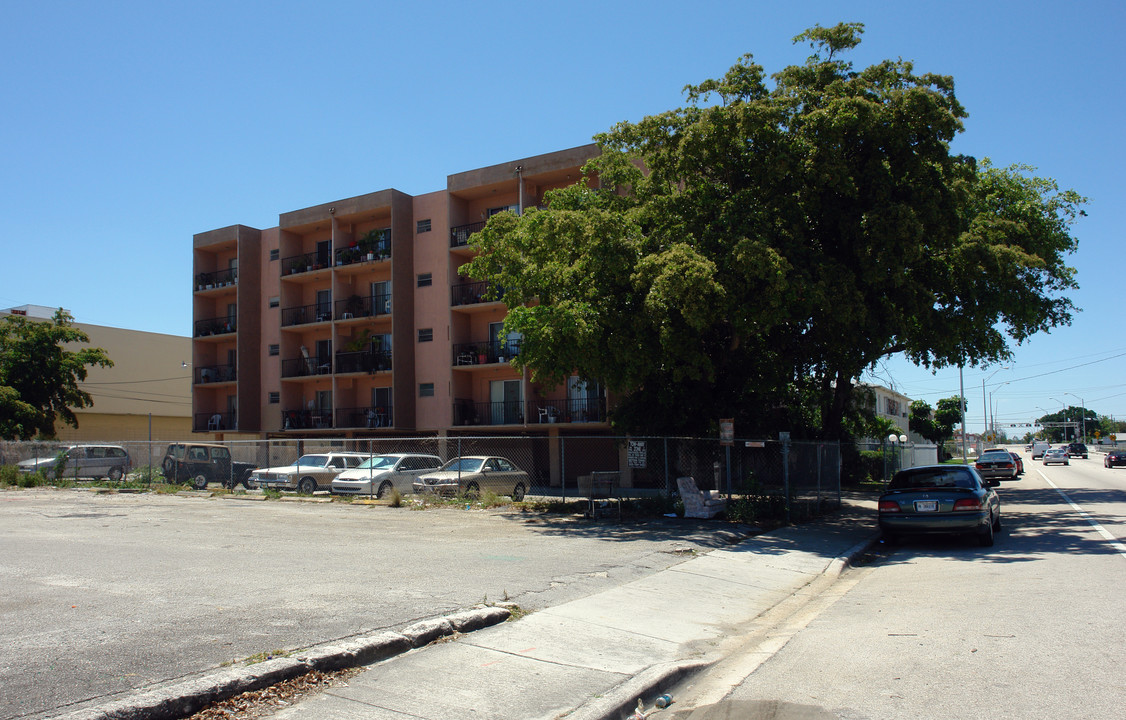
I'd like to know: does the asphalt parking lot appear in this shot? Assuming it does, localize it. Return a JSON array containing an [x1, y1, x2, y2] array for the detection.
[[0, 488, 737, 720]]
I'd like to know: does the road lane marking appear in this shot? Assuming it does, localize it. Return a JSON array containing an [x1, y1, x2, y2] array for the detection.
[[1038, 471, 1126, 559]]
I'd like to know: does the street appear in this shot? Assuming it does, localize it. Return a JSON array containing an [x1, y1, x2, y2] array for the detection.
[[671, 449, 1126, 719], [0, 490, 733, 720]]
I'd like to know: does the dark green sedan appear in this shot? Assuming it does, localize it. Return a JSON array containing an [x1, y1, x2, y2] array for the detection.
[[879, 465, 1001, 547]]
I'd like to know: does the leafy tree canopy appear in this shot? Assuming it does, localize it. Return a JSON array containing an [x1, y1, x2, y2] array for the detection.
[[910, 396, 967, 457], [1036, 405, 1095, 443], [0, 309, 112, 440], [465, 23, 1084, 438]]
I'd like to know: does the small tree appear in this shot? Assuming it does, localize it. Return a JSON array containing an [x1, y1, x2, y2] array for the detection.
[[910, 396, 966, 460], [0, 309, 112, 440]]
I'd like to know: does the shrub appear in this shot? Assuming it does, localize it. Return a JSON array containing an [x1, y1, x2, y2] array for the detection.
[[0, 465, 19, 487]]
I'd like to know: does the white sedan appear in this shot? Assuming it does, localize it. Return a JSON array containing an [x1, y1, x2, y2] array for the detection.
[[331, 453, 442, 498]]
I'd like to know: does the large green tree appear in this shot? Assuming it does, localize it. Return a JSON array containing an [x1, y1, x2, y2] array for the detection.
[[910, 396, 967, 458], [466, 23, 1084, 438], [0, 310, 112, 440]]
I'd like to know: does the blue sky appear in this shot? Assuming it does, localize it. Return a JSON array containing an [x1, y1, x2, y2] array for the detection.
[[1, 1, 1122, 432]]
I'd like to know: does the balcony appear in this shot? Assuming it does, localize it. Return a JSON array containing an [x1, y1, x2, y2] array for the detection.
[[531, 397, 607, 424], [195, 411, 236, 433], [195, 268, 237, 291], [195, 364, 236, 384], [194, 316, 236, 337], [450, 221, 486, 248], [281, 304, 333, 327], [335, 235, 390, 267], [282, 408, 333, 430], [451, 280, 504, 307], [453, 338, 521, 367], [335, 293, 391, 321], [453, 399, 525, 426], [282, 251, 330, 276], [281, 356, 333, 378], [336, 404, 394, 429], [335, 350, 392, 374]]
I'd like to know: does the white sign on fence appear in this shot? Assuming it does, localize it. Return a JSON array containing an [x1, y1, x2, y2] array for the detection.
[[627, 440, 647, 469]]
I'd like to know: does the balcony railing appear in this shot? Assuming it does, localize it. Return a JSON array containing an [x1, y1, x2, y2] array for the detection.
[[532, 397, 607, 424], [195, 364, 236, 384], [452, 338, 521, 366], [335, 237, 390, 266], [195, 268, 237, 290], [195, 411, 236, 432], [282, 408, 333, 430], [451, 280, 504, 307], [194, 316, 237, 337], [335, 350, 392, 374], [281, 356, 333, 378], [452, 399, 525, 426], [450, 221, 487, 248], [336, 404, 395, 429], [281, 304, 333, 327], [282, 251, 330, 276], [335, 293, 391, 320]]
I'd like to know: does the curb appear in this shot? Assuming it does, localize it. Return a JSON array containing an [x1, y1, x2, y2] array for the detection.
[[53, 606, 511, 720]]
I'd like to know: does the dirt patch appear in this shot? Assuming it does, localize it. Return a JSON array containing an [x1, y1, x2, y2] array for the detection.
[[187, 667, 362, 719]]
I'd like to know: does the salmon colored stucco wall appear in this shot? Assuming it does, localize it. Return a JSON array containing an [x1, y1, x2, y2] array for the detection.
[[412, 190, 451, 431]]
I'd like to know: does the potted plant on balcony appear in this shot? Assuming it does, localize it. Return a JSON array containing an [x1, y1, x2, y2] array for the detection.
[[196, 273, 207, 291], [476, 343, 489, 364], [359, 229, 379, 261]]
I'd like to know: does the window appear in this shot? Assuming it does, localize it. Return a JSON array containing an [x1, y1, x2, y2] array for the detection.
[[268, 344, 279, 356], [269, 296, 280, 308], [417, 219, 431, 233], [268, 392, 280, 404], [417, 272, 432, 287], [419, 383, 435, 397], [269, 249, 280, 261], [418, 328, 433, 342]]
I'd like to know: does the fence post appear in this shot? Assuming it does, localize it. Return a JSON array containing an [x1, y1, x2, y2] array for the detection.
[[663, 438, 670, 497], [779, 432, 791, 524], [561, 437, 566, 504]]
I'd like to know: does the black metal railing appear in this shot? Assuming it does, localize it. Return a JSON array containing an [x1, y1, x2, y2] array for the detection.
[[335, 293, 391, 320], [281, 408, 333, 430], [195, 364, 236, 384], [194, 316, 237, 337], [281, 250, 330, 276], [531, 397, 607, 424], [336, 405, 395, 429], [281, 356, 333, 378], [335, 350, 392, 374], [452, 399, 525, 426], [195, 268, 238, 290], [452, 338, 521, 366], [450, 221, 487, 248], [334, 237, 390, 266], [451, 280, 503, 307], [195, 411, 236, 432], [281, 303, 333, 327]]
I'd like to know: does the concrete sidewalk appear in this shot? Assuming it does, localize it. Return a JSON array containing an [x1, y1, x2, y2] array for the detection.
[[268, 496, 879, 720]]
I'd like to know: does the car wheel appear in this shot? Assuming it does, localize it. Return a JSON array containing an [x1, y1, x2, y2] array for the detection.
[[883, 531, 899, 545], [465, 481, 480, 498], [192, 474, 209, 490], [298, 477, 317, 494], [376, 481, 393, 499], [161, 458, 175, 476], [978, 517, 995, 547], [512, 483, 526, 502], [992, 511, 1002, 532], [108, 466, 124, 482]]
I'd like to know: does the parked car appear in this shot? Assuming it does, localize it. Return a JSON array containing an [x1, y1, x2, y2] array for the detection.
[[1007, 451, 1024, 475], [1066, 442, 1089, 459], [413, 456, 530, 501], [17, 444, 131, 481], [1105, 449, 1126, 468], [331, 453, 443, 497], [1042, 448, 1070, 466], [161, 442, 257, 490], [974, 449, 1019, 481], [878, 464, 1001, 547], [249, 452, 368, 493], [1031, 440, 1050, 459]]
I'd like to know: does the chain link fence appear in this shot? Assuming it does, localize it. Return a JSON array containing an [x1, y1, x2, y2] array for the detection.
[[1, 435, 842, 517]]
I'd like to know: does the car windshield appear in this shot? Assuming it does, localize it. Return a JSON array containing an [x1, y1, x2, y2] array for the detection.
[[979, 451, 1010, 462], [888, 468, 975, 490], [357, 456, 397, 469], [439, 457, 485, 473], [294, 455, 330, 467]]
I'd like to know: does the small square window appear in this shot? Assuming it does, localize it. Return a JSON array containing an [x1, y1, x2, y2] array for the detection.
[[419, 383, 435, 397], [269, 296, 280, 308], [417, 219, 431, 233], [269, 249, 280, 261], [417, 272, 432, 287], [268, 344, 279, 356], [418, 328, 433, 342], [268, 391, 280, 404]]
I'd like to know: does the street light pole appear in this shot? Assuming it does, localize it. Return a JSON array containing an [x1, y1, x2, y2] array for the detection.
[[989, 382, 1010, 444], [1064, 392, 1086, 441], [983, 367, 1010, 445]]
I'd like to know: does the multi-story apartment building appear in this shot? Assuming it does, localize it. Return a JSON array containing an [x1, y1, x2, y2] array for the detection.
[[191, 145, 608, 437]]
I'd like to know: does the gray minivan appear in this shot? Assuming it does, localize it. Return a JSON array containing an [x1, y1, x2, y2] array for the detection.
[[17, 445, 132, 481]]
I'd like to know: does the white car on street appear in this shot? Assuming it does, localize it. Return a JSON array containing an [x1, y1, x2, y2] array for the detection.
[[249, 452, 368, 493], [331, 453, 442, 498]]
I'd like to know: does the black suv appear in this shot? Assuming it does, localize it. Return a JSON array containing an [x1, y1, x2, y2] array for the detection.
[[1066, 442, 1089, 459], [161, 443, 257, 489]]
